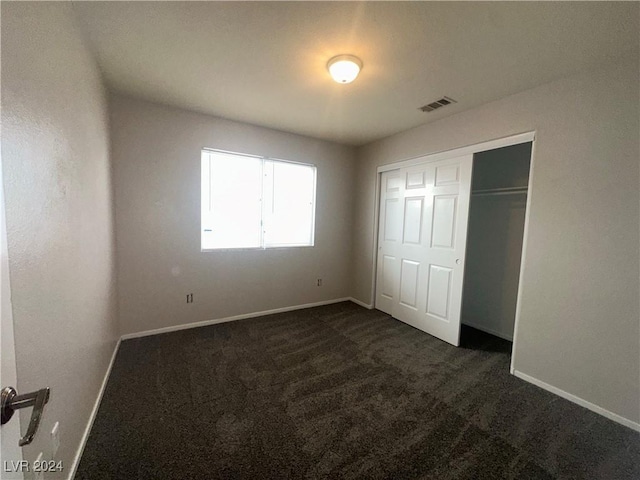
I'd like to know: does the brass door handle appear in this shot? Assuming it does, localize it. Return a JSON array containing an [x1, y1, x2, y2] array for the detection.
[[1, 386, 50, 446]]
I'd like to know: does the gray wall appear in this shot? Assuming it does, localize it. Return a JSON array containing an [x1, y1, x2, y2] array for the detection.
[[353, 60, 639, 425], [461, 144, 531, 340], [109, 95, 356, 336], [1, 2, 118, 476]]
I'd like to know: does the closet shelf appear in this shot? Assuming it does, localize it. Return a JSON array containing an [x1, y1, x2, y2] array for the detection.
[[471, 186, 528, 197]]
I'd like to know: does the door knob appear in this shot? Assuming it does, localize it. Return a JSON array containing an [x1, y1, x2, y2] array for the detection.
[[1, 386, 50, 446]]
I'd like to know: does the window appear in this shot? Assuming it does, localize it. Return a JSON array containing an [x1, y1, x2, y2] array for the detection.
[[201, 149, 316, 250]]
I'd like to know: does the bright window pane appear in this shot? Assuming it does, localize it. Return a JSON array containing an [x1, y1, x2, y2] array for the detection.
[[201, 150, 315, 250], [201, 152, 262, 249], [263, 160, 315, 247]]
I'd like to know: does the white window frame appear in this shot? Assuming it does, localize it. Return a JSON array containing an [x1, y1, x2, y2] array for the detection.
[[201, 148, 317, 251]]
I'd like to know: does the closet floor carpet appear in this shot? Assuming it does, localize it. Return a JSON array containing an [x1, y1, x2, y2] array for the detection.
[[76, 302, 639, 479]]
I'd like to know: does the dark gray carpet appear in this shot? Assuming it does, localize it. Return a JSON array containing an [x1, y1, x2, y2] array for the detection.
[[76, 302, 639, 479]]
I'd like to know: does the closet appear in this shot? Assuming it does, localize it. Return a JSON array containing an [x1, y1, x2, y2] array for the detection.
[[461, 143, 531, 342], [375, 140, 532, 349]]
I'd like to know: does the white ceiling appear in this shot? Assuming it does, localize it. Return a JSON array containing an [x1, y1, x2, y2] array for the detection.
[[73, 1, 639, 146]]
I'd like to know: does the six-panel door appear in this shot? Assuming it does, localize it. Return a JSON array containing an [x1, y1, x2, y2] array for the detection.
[[375, 154, 473, 346]]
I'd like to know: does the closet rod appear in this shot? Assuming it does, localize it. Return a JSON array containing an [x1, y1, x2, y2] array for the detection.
[[471, 186, 528, 197]]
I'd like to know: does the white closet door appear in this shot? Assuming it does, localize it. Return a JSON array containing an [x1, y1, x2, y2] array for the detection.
[[420, 154, 473, 345], [375, 154, 473, 346], [391, 163, 430, 330], [375, 169, 403, 315]]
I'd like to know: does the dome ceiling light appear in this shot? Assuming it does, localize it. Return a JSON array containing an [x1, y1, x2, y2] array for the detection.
[[327, 54, 362, 84]]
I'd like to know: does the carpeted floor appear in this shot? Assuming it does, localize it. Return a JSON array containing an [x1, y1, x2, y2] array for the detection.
[[76, 302, 639, 479]]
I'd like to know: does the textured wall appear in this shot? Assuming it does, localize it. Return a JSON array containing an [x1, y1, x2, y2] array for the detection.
[[1, 2, 118, 478], [109, 95, 356, 336], [353, 60, 640, 425]]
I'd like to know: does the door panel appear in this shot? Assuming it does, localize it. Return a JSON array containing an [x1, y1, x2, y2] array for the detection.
[[380, 255, 396, 299], [431, 195, 458, 248], [435, 164, 460, 185], [426, 265, 452, 320], [406, 170, 426, 188], [386, 175, 403, 192], [376, 154, 473, 346], [403, 197, 424, 244], [399, 260, 420, 309], [383, 198, 401, 241]]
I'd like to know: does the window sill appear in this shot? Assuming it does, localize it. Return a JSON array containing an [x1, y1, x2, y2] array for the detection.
[[201, 245, 315, 252]]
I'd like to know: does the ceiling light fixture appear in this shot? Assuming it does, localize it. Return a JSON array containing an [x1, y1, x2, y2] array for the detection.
[[327, 54, 362, 84]]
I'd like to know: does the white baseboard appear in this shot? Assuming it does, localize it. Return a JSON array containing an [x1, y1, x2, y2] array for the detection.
[[349, 297, 374, 309], [513, 370, 640, 433], [461, 320, 513, 342], [120, 297, 354, 340], [68, 338, 121, 480]]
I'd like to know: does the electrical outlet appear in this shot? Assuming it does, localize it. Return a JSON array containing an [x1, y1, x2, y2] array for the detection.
[[34, 452, 44, 480], [317, 278, 322, 287], [186, 293, 194, 303], [51, 421, 60, 459]]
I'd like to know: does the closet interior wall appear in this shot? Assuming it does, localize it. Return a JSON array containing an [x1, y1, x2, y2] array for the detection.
[[461, 143, 532, 341]]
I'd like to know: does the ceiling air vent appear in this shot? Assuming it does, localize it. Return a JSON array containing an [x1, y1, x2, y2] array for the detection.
[[419, 96, 457, 113]]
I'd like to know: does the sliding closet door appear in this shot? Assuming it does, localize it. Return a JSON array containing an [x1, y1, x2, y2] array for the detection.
[[421, 154, 473, 345], [376, 169, 403, 315], [376, 154, 473, 346], [376, 164, 431, 326]]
